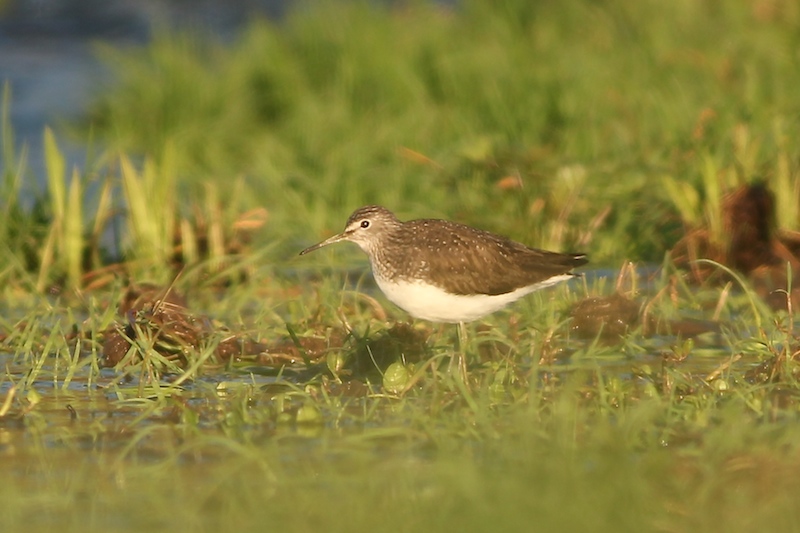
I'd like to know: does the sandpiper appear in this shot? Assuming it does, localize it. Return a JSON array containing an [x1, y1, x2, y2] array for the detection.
[[300, 205, 587, 327]]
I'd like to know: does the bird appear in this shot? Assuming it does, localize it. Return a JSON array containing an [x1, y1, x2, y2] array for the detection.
[[300, 205, 587, 376]]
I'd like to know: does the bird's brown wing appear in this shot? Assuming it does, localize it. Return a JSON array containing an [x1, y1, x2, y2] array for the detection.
[[395, 220, 586, 296]]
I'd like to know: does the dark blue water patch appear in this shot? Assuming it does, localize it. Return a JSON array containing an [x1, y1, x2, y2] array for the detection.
[[0, 0, 292, 42], [0, 0, 291, 185]]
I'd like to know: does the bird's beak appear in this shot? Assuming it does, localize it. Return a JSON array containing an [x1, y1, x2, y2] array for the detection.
[[299, 232, 348, 255]]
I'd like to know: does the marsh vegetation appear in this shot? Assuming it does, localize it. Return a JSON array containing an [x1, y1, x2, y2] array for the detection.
[[3, 1, 800, 531]]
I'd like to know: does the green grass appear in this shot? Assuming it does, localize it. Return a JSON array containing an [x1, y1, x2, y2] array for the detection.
[[6, 391, 800, 533], [0, 90, 268, 290], [77, 0, 800, 265], [4, 0, 800, 288], [1, 268, 800, 532], [3, 0, 800, 531]]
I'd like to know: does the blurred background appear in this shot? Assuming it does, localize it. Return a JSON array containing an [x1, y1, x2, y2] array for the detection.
[[0, 0, 289, 178], [1, 0, 799, 290]]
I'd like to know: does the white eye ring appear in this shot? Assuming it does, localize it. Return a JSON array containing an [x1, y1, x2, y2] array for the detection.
[[360, 220, 370, 228]]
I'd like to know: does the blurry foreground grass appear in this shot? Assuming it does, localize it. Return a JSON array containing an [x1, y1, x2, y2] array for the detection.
[[4, 381, 800, 533], [2, 263, 800, 532]]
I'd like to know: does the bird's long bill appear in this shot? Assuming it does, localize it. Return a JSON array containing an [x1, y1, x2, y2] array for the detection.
[[299, 232, 348, 255]]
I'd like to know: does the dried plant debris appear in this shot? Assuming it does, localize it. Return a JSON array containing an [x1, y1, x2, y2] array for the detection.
[[570, 293, 720, 341], [258, 328, 348, 367], [570, 293, 642, 339], [102, 284, 267, 368], [671, 183, 800, 292], [100, 284, 431, 380]]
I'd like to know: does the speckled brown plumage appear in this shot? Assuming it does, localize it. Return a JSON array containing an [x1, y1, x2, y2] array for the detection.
[[304, 205, 587, 297]]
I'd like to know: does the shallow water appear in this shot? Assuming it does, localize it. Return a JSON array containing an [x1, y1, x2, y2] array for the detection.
[[0, 279, 795, 533]]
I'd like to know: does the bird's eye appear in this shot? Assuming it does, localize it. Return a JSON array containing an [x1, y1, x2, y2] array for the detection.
[[360, 220, 370, 228]]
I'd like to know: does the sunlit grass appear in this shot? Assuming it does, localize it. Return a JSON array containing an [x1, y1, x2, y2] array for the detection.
[[0, 120, 267, 291], [0, 255, 799, 531], [81, 0, 800, 263], [3, 0, 800, 531], [5, 0, 800, 286], [102, 1, 800, 262]]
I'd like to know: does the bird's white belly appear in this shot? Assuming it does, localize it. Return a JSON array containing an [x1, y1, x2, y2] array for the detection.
[[373, 275, 574, 323]]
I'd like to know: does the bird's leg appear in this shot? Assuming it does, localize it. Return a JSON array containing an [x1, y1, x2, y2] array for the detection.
[[449, 321, 468, 382]]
